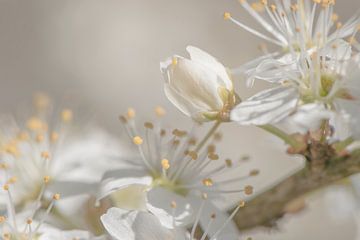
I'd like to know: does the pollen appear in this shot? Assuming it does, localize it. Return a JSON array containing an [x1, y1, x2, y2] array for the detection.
[[133, 136, 143, 145], [61, 109, 73, 123], [155, 106, 166, 117], [223, 12, 231, 20], [51, 131, 59, 142], [127, 108, 136, 119], [202, 178, 213, 187], [53, 193, 61, 200], [27, 117, 46, 131], [41, 151, 50, 159], [244, 185, 254, 195], [161, 159, 170, 170], [44, 175, 51, 183], [7, 176, 17, 184], [172, 57, 178, 66]]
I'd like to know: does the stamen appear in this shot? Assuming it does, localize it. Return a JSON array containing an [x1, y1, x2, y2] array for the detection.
[[41, 151, 50, 160], [144, 122, 154, 129], [61, 109, 73, 123], [155, 106, 166, 117], [172, 57, 178, 66], [161, 159, 170, 170], [249, 169, 260, 176], [223, 12, 231, 20], [133, 136, 143, 145], [244, 185, 254, 195], [202, 178, 213, 187], [50, 131, 59, 142], [127, 108, 136, 119], [208, 153, 219, 161]]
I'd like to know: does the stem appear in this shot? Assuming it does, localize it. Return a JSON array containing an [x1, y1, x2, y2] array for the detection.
[[259, 124, 298, 148], [195, 121, 222, 153]]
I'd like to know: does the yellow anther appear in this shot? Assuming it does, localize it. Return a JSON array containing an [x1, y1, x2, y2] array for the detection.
[[172, 57, 178, 66], [244, 185, 254, 195], [61, 109, 73, 123], [36, 134, 44, 143], [336, 22, 342, 29], [313, 0, 321, 3], [207, 145, 216, 153], [261, 0, 267, 5], [250, 169, 260, 176], [251, 2, 264, 12], [44, 175, 51, 183], [7, 177, 17, 184], [27, 117, 46, 131], [202, 178, 213, 187], [238, 0, 246, 4], [290, 4, 298, 12], [225, 159, 233, 167], [208, 153, 219, 160], [53, 193, 61, 200], [223, 12, 231, 20], [331, 13, 339, 22], [188, 151, 198, 160], [127, 108, 136, 119], [3, 184, 9, 191], [270, 4, 277, 11], [155, 106, 166, 117], [188, 138, 197, 146], [0, 216, 6, 223], [239, 200, 246, 208], [4, 143, 19, 156], [161, 159, 170, 170], [172, 129, 187, 138], [160, 129, 166, 137], [51, 131, 59, 142], [3, 233, 10, 240], [133, 136, 143, 145], [41, 151, 50, 159], [144, 122, 154, 129], [17, 131, 29, 141], [26, 219, 33, 225], [0, 163, 9, 169], [171, 201, 177, 209]]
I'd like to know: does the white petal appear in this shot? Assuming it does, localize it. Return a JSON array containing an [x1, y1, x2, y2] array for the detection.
[[97, 173, 152, 202], [101, 208, 174, 240], [186, 46, 232, 90], [230, 87, 299, 125], [147, 187, 194, 226]]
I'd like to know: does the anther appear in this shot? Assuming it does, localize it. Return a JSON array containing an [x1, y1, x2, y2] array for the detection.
[[127, 108, 136, 119], [0, 216, 5, 223], [41, 151, 50, 160], [26, 219, 33, 225], [3, 184, 9, 191], [27, 117, 45, 131], [44, 175, 51, 183], [51, 132, 59, 142], [170, 201, 177, 209], [188, 151, 198, 160], [211, 213, 216, 219], [133, 136, 143, 145], [172, 57, 178, 66], [208, 153, 219, 160], [53, 193, 61, 200], [188, 138, 197, 146], [61, 109, 73, 123], [207, 144, 216, 153], [244, 185, 254, 195], [144, 122, 154, 129], [225, 159, 233, 167], [119, 115, 128, 124], [223, 12, 231, 20], [36, 134, 44, 143], [249, 169, 260, 176], [155, 106, 166, 117], [202, 178, 213, 187], [7, 177, 17, 184], [172, 129, 187, 137], [161, 159, 170, 170], [239, 200, 246, 208], [17, 131, 29, 141]]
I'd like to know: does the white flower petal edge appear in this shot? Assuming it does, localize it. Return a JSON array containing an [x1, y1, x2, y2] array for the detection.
[[161, 46, 236, 122], [230, 87, 299, 125], [101, 207, 179, 240]]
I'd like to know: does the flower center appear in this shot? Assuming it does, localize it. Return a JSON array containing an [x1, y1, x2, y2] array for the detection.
[[151, 175, 189, 196]]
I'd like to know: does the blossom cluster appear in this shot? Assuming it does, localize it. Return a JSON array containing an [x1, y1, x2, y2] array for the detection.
[[1, 0, 360, 239]]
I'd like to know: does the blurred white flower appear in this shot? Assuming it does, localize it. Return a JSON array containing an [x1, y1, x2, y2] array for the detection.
[[100, 197, 243, 240], [161, 46, 240, 122], [0, 94, 119, 210], [97, 108, 256, 239]]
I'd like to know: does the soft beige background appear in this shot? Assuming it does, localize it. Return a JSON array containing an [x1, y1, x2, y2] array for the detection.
[[1, 0, 360, 239]]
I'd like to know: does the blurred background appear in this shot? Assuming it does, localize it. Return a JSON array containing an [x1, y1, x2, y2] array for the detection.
[[1, 0, 360, 239]]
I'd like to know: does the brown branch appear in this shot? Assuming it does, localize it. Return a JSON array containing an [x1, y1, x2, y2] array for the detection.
[[233, 148, 360, 230]]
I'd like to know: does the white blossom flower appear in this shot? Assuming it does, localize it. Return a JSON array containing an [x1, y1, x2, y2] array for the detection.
[[100, 196, 244, 240], [97, 108, 257, 239], [231, 46, 360, 140], [224, 0, 360, 66], [161, 46, 240, 122], [0, 94, 118, 210]]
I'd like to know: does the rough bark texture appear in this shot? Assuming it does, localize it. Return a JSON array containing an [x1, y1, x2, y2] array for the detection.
[[233, 148, 360, 230]]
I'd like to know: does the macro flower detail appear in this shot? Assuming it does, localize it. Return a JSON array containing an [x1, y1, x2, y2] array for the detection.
[[97, 108, 256, 239], [161, 46, 240, 122]]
